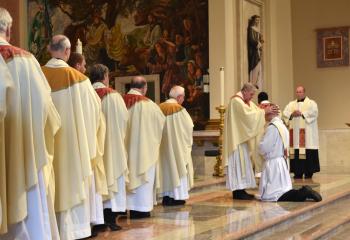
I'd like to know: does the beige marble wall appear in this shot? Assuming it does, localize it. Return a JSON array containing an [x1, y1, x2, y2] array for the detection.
[[319, 129, 350, 173]]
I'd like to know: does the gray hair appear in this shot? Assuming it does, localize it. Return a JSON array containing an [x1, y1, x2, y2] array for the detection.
[[89, 64, 109, 84], [241, 82, 256, 92], [0, 8, 12, 33], [169, 85, 185, 99], [49, 35, 71, 52]]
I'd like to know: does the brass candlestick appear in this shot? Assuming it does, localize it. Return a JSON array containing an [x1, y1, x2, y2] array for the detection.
[[213, 105, 225, 177]]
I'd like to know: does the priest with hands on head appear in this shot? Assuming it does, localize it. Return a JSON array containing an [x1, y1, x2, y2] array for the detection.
[[223, 83, 278, 200], [158, 85, 194, 206]]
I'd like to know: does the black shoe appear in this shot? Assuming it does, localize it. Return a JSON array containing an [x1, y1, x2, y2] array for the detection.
[[116, 211, 127, 216], [232, 190, 255, 200], [294, 174, 303, 179], [129, 210, 151, 219], [91, 230, 98, 238], [104, 208, 117, 226], [173, 199, 186, 205], [303, 186, 322, 202], [116, 211, 128, 219], [162, 196, 186, 206], [91, 224, 107, 236], [162, 196, 172, 206], [305, 173, 313, 179], [106, 222, 122, 231]]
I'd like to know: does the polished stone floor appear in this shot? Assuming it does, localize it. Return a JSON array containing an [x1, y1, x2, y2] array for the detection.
[[93, 165, 350, 240]]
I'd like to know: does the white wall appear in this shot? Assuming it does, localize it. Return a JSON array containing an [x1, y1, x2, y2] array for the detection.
[[292, 0, 350, 129]]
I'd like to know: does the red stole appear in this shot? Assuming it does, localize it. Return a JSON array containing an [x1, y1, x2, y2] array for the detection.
[[0, 45, 31, 62], [289, 129, 305, 148], [95, 87, 115, 100], [123, 94, 149, 109]]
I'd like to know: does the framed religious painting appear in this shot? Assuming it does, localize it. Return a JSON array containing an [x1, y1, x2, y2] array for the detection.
[[316, 27, 349, 68]]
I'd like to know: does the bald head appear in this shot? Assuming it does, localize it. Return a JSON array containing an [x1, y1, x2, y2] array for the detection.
[[296, 86, 305, 100], [130, 76, 147, 96], [48, 35, 71, 62], [0, 8, 12, 41]]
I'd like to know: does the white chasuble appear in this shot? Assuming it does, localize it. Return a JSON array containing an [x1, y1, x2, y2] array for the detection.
[[0, 39, 61, 240], [0, 54, 14, 234], [43, 58, 107, 239], [223, 92, 265, 190], [93, 82, 129, 212], [124, 89, 165, 211], [158, 99, 194, 200]]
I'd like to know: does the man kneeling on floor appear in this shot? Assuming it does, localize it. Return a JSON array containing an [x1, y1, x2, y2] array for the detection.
[[257, 104, 322, 202]]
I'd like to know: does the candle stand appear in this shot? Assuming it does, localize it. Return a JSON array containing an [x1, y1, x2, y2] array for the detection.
[[213, 105, 225, 177]]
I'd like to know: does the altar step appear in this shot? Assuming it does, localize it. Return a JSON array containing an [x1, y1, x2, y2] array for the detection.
[[243, 190, 350, 240]]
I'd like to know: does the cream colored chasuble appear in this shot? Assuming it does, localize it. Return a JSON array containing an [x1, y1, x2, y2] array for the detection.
[[93, 82, 129, 197], [124, 89, 165, 191], [42, 58, 107, 213], [223, 92, 265, 177], [158, 99, 194, 195]]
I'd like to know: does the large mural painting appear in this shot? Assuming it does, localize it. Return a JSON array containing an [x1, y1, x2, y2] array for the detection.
[[28, 0, 209, 129]]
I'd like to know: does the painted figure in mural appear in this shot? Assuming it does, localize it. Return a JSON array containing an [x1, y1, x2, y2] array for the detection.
[[28, 0, 209, 128], [29, 3, 51, 63], [143, 13, 162, 50], [247, 15, 263, 90], [84, 10, 108, 65]]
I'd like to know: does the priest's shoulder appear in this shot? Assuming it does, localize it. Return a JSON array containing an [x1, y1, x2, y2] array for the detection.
[[42, 65, 88, 92], [159, 102, 183, 116], [123, 93, 149, 109], [95, 87, 116, 99], [0, 45, 31, 62], [66, 66, 88, 82]]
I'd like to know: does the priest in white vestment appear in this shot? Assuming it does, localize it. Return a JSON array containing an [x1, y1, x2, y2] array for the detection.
[[0, 8, 61, 240], [283, 86, 320, 179], [223, 83, 278, 200], [158, 86, 194, 206], [90, 64, 128, 231], [258, 108, 322, 202], [0, 54, 13, 236], [42, 35, 108, 239], [123, 76, 165, 219]]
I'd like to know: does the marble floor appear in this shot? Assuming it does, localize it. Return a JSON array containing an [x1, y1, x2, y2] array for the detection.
[[92, 166, 350, 240]]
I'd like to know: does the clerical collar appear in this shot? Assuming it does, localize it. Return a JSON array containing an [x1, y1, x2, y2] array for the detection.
[[55, 57, 66, 61], [92, 82, 106, 89], [165, 98, 178, 104], [297, 98, 305, 102]]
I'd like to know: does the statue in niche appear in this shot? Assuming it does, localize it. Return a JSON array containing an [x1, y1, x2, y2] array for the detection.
[[247, 15, 263, 90]]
